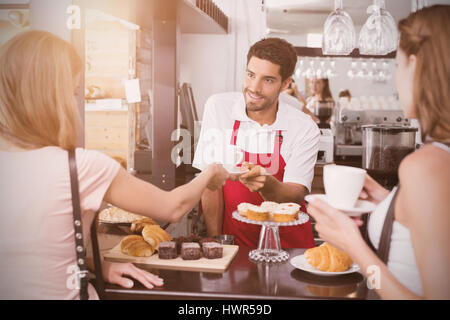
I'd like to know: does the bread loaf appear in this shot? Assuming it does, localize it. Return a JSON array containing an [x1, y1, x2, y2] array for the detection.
[[304, 242, 353, 272], [120, 235, 154, 257]]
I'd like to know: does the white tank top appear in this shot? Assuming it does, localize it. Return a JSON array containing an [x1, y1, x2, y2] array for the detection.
[[367, 141, 450, 296]]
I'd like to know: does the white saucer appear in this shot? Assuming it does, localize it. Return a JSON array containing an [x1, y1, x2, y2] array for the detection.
[[224, 165, 249, 175], [304, 194, 376, 216], [290, 254, 360, 276]]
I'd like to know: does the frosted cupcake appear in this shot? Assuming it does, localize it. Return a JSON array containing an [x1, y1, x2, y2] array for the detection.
[[279, 203, 300, 219], [246, 204, 269, 221], [237, 202, 253, 217], [260, 201, 279, 213], [272, 203, 299, 222]]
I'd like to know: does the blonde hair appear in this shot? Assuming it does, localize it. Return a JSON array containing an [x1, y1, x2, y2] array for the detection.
[[0, 30, 82, 150], [398, 5, 450, 141]]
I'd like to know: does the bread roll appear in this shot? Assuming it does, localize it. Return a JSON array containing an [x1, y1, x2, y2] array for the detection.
[[120, 235, 154, 257], [131, 217, 158, 234], [142, 224, 172, 250], [305, 242, 353, 272]]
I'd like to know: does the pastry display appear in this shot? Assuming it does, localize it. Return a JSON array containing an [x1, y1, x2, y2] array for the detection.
[[237, 201, 302, 223], [158, 241, 178, 260], [131, 217, 158, 234], [99, 206, 145, 223], [181, 242, 202, 260], [202, 242, 223, 259], [120, 235, 154, 257], [304, 242, 353, 272]]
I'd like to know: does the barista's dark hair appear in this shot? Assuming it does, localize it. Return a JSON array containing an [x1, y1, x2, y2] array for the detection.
[[247, 38, 297, 81]]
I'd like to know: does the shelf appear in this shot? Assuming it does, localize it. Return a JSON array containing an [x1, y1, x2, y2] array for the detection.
[[295, 46, 396, 59], [178, 0, 228, 34]]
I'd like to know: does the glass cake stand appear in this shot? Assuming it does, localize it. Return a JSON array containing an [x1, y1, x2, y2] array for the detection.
[[232, 211, 310, 263]]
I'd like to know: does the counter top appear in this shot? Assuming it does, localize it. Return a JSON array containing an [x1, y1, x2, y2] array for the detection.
[[101, 246, 367, 300]]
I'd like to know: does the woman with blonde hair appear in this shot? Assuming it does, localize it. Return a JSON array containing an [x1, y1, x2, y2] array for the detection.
[[308, 5, 450, 299], [0, 30, 229, 299]]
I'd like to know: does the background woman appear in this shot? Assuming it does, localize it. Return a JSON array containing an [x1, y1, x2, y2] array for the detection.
[[308, 5, 450, 299], [303, 78, 334, 122], [0, 30, 229, 299]]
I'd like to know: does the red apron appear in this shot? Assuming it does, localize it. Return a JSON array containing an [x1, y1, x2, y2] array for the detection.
[[222, 120, 315, 249]]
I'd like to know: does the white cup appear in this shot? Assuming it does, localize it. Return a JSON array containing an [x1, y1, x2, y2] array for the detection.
[[323, 165, 366, 209], [213, 144, 244, 168]]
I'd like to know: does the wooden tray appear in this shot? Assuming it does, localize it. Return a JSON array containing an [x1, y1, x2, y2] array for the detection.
[[103, 243, 239, 273]]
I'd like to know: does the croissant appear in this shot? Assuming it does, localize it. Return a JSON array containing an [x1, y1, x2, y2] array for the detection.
[[142, 224, 173, 250], [305, 242, 353, 272], [120, 235, 154, 257], [130, 217, 158, 234]]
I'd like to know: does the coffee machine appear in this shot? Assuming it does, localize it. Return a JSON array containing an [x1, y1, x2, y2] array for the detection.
[[334, 108, 410, 157], [314, 101, 334, 164]]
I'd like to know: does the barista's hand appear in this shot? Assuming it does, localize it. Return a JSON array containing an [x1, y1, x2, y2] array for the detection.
[[239, 162, 268, 192], [359, 174, 390, 205], [206, 163, 230, 191]]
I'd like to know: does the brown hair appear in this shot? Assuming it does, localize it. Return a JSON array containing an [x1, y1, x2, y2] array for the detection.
[[398, 5, 450, 141], [339, 90, 351, 99], [0, 30, 82, 150], [320, 78, 333, 101], [247, 38, 297, 81]]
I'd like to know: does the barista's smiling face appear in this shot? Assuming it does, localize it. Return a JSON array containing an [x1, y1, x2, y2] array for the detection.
[[243, 57, 290, 113]]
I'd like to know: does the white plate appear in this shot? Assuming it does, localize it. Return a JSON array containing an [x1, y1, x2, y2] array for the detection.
[[290, 254, 360, 276], [304, 194, 376, 217]]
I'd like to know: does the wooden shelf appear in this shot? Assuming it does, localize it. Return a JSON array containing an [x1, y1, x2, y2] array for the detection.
[[178, 0, 228, 34]]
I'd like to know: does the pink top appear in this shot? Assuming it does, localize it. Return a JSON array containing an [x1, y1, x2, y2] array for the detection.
[[0, 147, 120, 299]]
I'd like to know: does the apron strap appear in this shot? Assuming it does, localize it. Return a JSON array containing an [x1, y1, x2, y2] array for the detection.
[[230, 120, 241, 146]]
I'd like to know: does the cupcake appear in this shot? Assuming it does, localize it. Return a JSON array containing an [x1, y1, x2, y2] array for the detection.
[[279, 203, 300, 219], [246, 204, 269, 221], [237, 202, 252, 217], [271, 203, 298, 222], [260, 201, 279, 214]]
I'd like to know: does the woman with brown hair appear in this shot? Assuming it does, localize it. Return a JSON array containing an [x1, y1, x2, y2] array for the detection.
[[0, 30, 229, 299], [303, 78, 334, 123], [307, 5, 450, 299]]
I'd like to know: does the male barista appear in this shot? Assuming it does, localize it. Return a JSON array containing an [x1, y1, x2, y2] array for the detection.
[[192, 38, 320, 248]]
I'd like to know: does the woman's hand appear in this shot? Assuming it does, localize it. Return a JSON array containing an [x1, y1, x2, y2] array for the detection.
[[102, 261, 164, 289], [206, 163, 230, 191], [307, 198, 365, 255], [360, 174, 390, 205]]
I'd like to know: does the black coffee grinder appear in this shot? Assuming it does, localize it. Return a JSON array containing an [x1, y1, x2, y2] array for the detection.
[[314, 100, 334, 129]]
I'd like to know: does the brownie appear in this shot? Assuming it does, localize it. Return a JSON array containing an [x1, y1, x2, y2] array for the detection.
[[202, 242, 223, 259], [181, 242, 201, 260], [199, 237, 219, 247], [158, 241, 177, 259]]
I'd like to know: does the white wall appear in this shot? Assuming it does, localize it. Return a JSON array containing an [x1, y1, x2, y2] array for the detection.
[[180, 0, 267, 120]]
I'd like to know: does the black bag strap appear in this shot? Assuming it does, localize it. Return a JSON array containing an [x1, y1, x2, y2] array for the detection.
[[90, 214, 106, 299], [361, 186, 400, 300], [376, 186, 400, 264], [68, 149, 89, 300]]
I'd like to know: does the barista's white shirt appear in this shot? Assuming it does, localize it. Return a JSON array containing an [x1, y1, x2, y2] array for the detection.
[[193, 92, 320, 191]]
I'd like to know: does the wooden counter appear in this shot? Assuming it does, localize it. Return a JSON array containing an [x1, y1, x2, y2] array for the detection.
[[95, 230, 367, 300]]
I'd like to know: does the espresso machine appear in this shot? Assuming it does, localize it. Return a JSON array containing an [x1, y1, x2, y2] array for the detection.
[[314, 101, 334, 164], [334, 108, 410, 157]]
